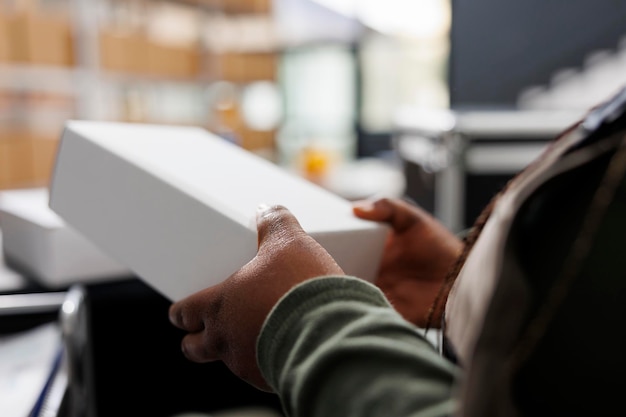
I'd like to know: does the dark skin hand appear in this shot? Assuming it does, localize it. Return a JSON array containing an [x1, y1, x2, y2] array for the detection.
[[169, 198, 462, 391], [169, 204, 344, 392], [352, 198, 463, 328]]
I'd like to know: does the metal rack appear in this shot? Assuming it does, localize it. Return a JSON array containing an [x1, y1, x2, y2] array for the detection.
[[393, 107, 586, 232]]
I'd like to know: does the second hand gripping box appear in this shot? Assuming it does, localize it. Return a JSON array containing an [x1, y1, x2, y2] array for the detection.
[[49, 121, 389, 301]]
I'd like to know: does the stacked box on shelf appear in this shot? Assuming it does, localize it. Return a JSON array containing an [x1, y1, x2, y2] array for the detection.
[[238, 128, 276, 151], [193, 0, 272, 14], [100, 29, 201, 79], [99, 29, 150, 74], [7, 11, 74, 66], [0, 89, 67, 190], [0, 13, 11, 61], [211, 52, 277, 82], [0, 129, 34, 189], [31, 135, 60, 184], [147, 42, 200, 79], [0, 130, 60, 190]]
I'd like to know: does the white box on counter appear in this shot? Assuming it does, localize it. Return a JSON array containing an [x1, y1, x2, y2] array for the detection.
[[49, 121, 389, 301], [0, 188, 132, 288]]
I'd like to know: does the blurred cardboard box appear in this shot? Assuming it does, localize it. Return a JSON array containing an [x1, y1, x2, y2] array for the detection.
[[238, 127, 275, 151], [31, 135, 59, 184], [49, 120, 388, 301], [198, 0, 272, 14], [0, 188, 131, 288], [99, 29, 149, 74], [213, 52, 277, 82], [0, 13, 11, 62], [0, 132, 34, 190], [101, 30, 201, 78], [9, 12, 74, 66], [148, 42, 200, 79], [0, 127, 62, 190]]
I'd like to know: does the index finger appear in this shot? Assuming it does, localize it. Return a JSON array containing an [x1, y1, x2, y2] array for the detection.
[[353, 197, 428, 233]]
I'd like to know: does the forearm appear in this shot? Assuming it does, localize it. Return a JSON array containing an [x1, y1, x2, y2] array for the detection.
[[258, 276, 460, 417]]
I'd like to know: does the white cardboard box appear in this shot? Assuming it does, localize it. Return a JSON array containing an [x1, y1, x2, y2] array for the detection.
[[49, 121, 389, 301], [0, 188, 131, 288]]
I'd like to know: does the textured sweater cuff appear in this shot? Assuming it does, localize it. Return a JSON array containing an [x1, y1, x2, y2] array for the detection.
[[257, 275, 392, 388]]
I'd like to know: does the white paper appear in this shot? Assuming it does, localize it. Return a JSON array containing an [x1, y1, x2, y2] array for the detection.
[[0, 322, 62, 417]]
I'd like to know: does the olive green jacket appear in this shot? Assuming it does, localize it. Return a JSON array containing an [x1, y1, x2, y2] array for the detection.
[[257, 276, 460, 417]]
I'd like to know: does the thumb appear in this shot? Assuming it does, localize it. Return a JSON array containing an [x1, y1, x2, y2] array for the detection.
[[256, 204, 306, 248]]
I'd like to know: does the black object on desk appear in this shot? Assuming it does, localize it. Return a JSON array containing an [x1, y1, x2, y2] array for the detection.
[[0, 289, 65, 335], [61, 277, 282, 417]]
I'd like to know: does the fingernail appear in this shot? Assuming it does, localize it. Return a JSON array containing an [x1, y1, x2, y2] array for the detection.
[[257, 203, 272, 219], [353, 201, 375, 212]]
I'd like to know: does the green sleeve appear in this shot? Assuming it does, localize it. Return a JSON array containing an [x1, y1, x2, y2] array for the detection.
[[257, 276, 460, 417]]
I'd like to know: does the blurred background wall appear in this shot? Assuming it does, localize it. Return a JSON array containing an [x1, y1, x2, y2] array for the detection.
[[0, 0, 625, 201], [0, 0, 451, 192], [449, 0, 626, 109]]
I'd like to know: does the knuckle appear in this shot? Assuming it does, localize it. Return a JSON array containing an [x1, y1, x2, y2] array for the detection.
[[259, 206, 302, 240], [212, 333, 229, 356]]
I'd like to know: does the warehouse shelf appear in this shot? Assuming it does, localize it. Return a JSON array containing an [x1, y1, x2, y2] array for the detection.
[[0, 64, 80, 95], [0, 0, 283, 190]]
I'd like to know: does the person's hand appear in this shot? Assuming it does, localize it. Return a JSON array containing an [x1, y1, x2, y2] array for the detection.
[[168, 204, 344, 392], [353, 198, 463, 328]]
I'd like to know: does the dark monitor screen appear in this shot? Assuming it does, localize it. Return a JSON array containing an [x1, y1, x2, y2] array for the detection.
[[449, 0, 626, 109]]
